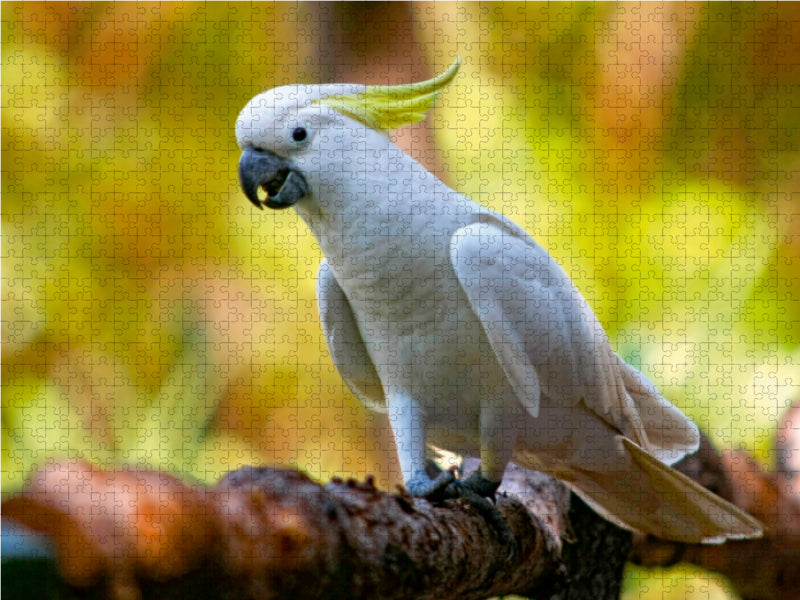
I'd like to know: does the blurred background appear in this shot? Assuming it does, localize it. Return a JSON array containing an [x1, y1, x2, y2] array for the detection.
[[3, 3, 799, 598]]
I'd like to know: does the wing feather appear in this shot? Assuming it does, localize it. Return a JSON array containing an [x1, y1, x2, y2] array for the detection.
[[317, 259, 386, 412], [450, 215, 698, 460]]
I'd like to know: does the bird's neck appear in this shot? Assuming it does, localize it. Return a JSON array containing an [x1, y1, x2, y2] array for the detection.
[[297, 147, 442, 258]]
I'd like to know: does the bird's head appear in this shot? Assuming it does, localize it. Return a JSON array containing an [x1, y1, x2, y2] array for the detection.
[[235, 58, 460, 210]]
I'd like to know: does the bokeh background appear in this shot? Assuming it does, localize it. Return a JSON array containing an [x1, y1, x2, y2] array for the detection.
[[3, 3, 799, 598]]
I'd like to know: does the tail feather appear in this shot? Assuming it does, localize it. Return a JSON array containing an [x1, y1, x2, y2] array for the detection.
[[616, 356, 701, 466], [564, 436, 762, 543]]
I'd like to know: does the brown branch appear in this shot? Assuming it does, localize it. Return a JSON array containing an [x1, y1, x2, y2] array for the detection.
[[3, 459, 629, 600], [631, 400, 800, 600], [4, 401, 798, 599], [213, 467, 566, 600], [1, 463, 218, 600]]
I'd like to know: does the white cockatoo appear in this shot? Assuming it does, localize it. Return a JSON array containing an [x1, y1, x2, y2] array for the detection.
[[235, 59, 761, 543]]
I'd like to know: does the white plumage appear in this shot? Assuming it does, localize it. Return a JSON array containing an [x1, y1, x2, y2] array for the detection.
[[236, 60, 761, 543]]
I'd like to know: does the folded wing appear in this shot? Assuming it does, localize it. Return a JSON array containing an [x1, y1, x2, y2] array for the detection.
[[317, 259, 386, 412]]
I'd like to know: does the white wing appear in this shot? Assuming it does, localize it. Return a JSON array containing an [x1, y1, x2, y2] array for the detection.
[[449, 214, 698, 461], [317, 259, 386, 412]]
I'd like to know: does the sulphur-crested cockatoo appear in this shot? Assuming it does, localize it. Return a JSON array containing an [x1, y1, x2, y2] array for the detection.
[[235, 59, 761, 543]]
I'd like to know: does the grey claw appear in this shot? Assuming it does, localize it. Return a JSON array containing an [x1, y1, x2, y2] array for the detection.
[[406, 467, 456, 502], [451, 475, 518, 558]]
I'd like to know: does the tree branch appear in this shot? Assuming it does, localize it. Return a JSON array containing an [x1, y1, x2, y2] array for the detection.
[[214, 467, 565, 599], [4, 401, 798, 599]]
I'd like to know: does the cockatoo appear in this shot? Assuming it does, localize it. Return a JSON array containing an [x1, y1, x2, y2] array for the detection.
[[235, 59, 762, 543]]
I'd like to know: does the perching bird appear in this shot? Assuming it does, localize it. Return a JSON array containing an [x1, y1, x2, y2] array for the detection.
[[235, 59, 762, 543]]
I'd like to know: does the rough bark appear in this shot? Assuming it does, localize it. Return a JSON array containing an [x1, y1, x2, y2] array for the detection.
[[1, 459, 627, 600], [214, 466, 567, 600]]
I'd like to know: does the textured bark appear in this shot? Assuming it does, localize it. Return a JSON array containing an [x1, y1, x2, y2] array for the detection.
[[213, 466, 565, 600]]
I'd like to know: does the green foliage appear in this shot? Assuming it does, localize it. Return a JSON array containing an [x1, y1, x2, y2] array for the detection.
[[622, 564, 741, 600]]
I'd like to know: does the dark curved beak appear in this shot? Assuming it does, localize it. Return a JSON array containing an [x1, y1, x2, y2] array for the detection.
[[238, 147, 309, 210]]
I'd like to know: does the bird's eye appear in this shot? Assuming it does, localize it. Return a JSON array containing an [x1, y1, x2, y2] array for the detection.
[[291, 127, 308, 143]]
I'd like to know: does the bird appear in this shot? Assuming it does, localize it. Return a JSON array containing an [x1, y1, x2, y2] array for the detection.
[[235, 58, 762, 544]]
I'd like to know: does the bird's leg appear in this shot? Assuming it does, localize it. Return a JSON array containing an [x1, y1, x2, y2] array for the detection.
[[464, 400, 519, 498], [389, 392, 519, 557], [445, 402, 519, 556], [386, 392, 454, 499]]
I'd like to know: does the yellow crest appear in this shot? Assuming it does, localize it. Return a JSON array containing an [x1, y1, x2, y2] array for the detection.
[[317, 58, 461, 131]]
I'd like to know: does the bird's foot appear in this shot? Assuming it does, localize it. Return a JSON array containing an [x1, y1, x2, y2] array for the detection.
[[449, 473, 519, 560], [405, 466, 457, 502], [406, 468, 518, 560]]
